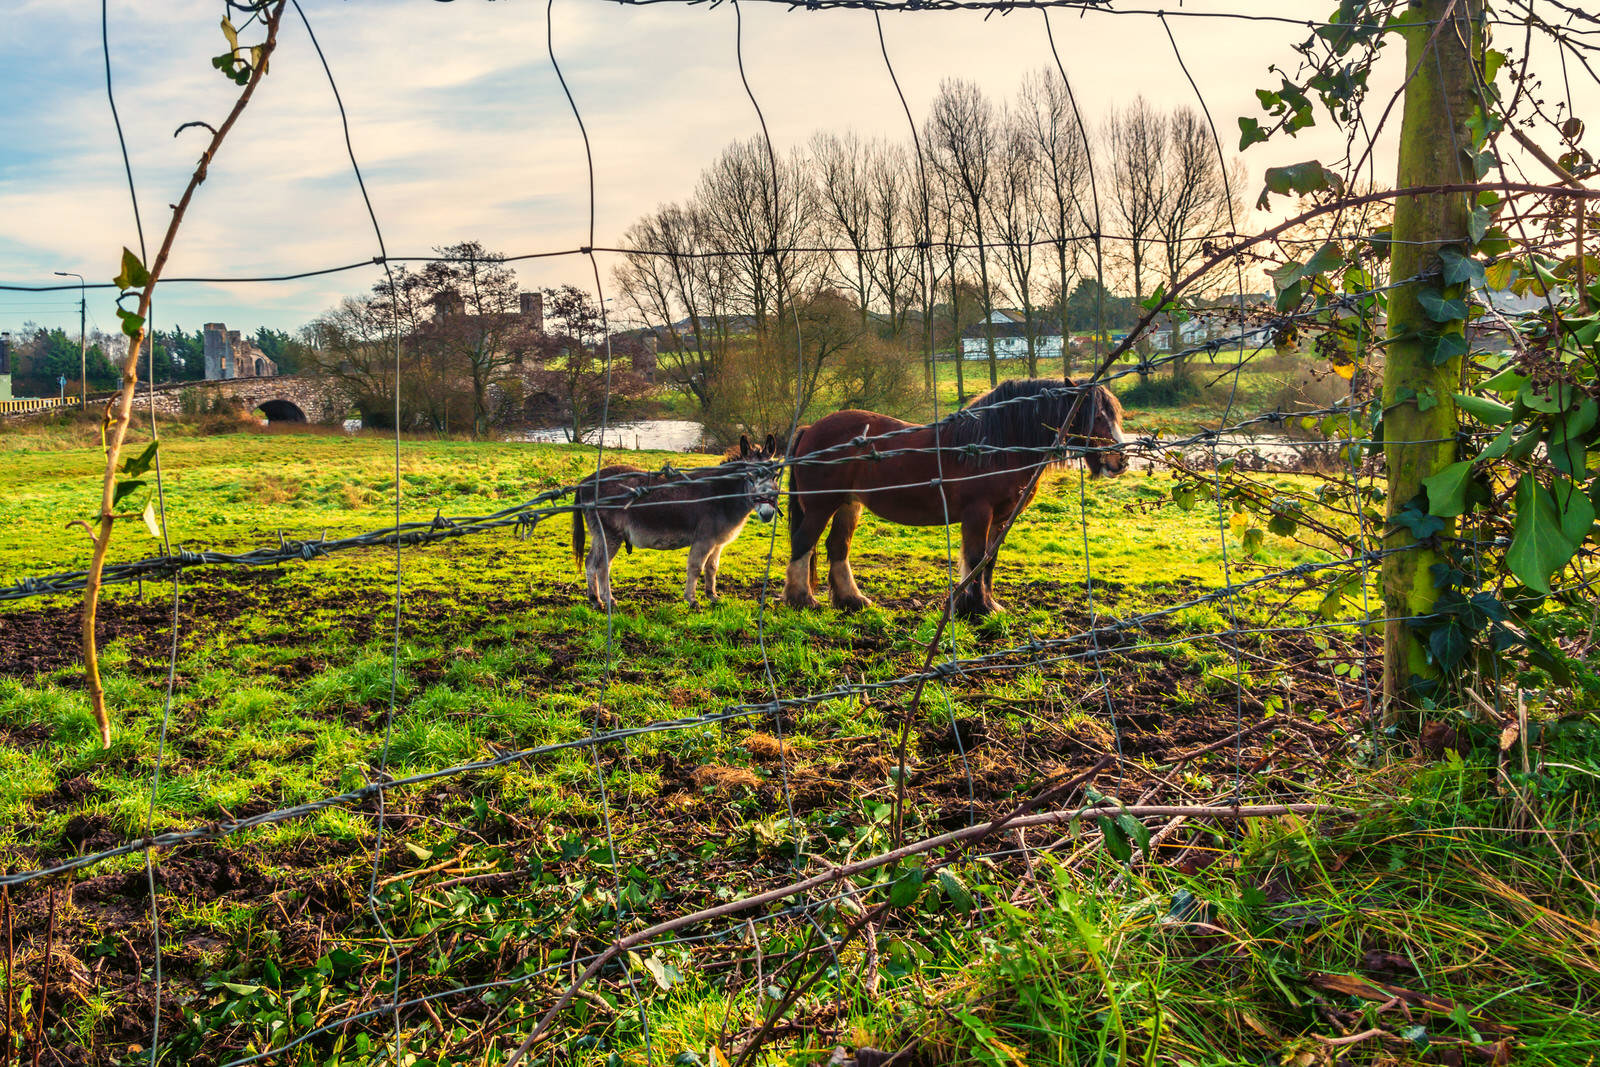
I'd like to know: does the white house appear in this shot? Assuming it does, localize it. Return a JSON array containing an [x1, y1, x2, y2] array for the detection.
[[960, 310, 1065, 360]]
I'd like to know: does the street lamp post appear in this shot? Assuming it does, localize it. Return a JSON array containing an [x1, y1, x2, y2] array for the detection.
[[54, 272, 86, 410]]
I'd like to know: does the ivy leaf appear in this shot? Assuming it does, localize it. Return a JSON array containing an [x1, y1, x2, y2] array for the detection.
[[1518, 380, 1574, 414], [1429, 619, 1471, 672], [1481, 366, 1528, 394], [1452, 392, 1514, 425], [1422, 331, 1469, 366], [1422, 461, 1474, 518], [116, 308, 145, 338], [1238, 117, 1269, 150], [1417, 289, 1468, 323], [1469, 206, 1491, 246], [112, 247, 149, 291], [1507, 474, 1584, 594], [1439, 247, 1486, 288], [1394, 506, 1446, 540], [1257, 160, 1344, 210]]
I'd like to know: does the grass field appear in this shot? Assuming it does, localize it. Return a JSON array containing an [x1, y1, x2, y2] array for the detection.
[[1, 428, 1596, 1066]]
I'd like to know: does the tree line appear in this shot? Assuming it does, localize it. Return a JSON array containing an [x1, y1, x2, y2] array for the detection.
[[613, 76, 1241, 427], [2, 323, 303, 398]]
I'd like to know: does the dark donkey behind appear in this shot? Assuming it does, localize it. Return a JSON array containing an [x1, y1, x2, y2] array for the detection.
[[572, 434, 781, 608], [784, 378, 1126, 618]]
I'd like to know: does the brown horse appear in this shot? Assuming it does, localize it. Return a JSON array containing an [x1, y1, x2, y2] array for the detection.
[[783, 378, 1127, 618]]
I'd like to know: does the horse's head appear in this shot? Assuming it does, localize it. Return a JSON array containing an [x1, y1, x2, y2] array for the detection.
[[732, 433, 781, 522], [1072, 382, 1128, 479]]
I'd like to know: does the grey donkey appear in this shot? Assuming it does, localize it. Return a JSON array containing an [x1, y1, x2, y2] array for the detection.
[[571, 434, 781, 608]]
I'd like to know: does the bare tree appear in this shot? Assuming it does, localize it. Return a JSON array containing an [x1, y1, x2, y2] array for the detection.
[[811, 130, 875, 329], [1105, 96, 1169, 319], [1019, 68, 1092, 375], [926, 79, 1003, 387], [695, 136, 820, 336], [989, 114, 1044, 375], [614, 202, 725, 412], [864, 140, 923, 345]]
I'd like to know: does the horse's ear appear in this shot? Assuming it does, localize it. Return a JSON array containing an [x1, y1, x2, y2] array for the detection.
[[739, 434, 751, 458], [1062, 375, 1077, 386], [764, 433, 776, 457]]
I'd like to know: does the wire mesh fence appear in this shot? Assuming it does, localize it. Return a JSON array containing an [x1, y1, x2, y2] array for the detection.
[[1, 0, 1597, 1064]]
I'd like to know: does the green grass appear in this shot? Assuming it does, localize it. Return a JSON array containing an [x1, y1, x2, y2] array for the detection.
[[0, 428, 1593, 1066]]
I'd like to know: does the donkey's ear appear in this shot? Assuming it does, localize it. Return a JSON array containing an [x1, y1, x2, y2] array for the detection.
[[763, 433, 776, 457], [1062, 375, 1077, 386], [739, 434, 751, 458]]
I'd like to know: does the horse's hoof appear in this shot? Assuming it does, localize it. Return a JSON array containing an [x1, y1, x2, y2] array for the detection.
[[785, 591, 823, 610], [832, 594, 874, 612]]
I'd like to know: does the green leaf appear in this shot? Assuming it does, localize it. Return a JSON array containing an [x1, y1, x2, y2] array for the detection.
[[1484, 49, 1506, 83], [1241, 527, 1265, 555], [1422, 331, 1469, 367], [888, 870, 923, 908], [1555, 477, 1596, 546], [116, 307, 145, 338], [1469, 206, 1490, 245], [112, 247, 150, 291], [1097, 816, 1132, 864], [1238, 116, 1269, 150], [935, 869, 975, 914], [1303, 242, 1345, 277], [1422, 461, 1474, 518], [1481, 366, 1528, 394], [1507, 474, 1584, 594], [1257, 160, 1344, 210], [1267, 513, 1298, 537], [1275, 279, 1305, 313], [1439, 247, 1486, 288], [121, 440, 160, 479], [112, 479, 146, 508], [1417, 289, 1468, 323], [1518, 380, 1574, 414], [216, 981, 260, 997], [1452, 392, 1514, 425]]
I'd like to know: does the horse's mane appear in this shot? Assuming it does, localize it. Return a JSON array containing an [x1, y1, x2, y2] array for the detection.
[[937, 378, 1120, 466]]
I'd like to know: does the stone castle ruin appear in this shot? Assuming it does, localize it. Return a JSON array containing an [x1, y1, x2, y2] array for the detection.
[[204, 323, 276, 380]]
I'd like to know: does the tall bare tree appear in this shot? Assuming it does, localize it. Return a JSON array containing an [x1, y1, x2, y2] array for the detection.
[[989, 114, 1044, 375], [614, 202, 725, 412], [926, 79, 1003, 387], [1105, 95, 1169, 322], [1019, 68, 1092, 375], [811, 130, 875, 329]]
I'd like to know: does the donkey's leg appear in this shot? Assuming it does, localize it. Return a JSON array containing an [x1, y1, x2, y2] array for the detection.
[[956, 504, 997, 618], [684, 540, 714, 607], [703, 542, 725, 603], [583, 514, 608, 607], [825, 501, 872, 611], [785, 503, 836, 609]]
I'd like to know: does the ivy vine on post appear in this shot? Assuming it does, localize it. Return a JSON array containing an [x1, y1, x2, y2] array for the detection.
[[1240, 0, 1600, 730], [81, 1, 288, 748]]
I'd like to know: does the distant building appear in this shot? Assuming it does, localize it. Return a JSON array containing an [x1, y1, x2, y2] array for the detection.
[[203, 323, 276, 380], [961, 310, 1066, 361]]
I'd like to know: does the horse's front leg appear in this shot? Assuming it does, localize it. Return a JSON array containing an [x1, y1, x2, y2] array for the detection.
[[785, 502, 835, 610], [956, 504, 997, 619], [825, 501, 872, 611], [684, 540, 714, 607]]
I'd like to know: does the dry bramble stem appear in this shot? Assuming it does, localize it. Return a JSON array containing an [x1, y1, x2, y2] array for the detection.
[[81, 1, 288, 748]]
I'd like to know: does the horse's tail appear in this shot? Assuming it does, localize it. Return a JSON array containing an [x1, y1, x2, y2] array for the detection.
[[786, 426, 806, 557], [571, 502, 586, 568]]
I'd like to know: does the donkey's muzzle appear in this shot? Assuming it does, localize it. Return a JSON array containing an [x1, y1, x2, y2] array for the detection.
[[755, 502, 778, 523]]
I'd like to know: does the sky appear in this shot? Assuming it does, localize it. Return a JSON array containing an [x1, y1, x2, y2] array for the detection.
[[0, 0, 1591, 352]]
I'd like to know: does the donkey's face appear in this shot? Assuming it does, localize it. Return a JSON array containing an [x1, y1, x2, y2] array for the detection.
[[1080, 388, 1128, 479], [735, 433, 782, 523]]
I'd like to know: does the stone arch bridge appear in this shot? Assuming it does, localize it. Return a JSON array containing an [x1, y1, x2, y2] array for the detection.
[[140, 375, 347, 424]]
